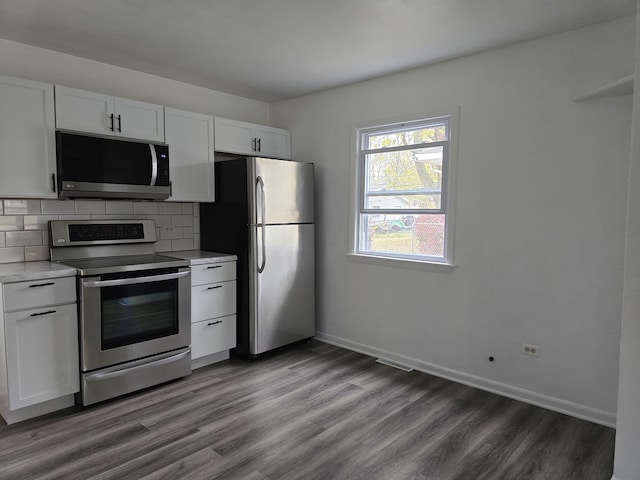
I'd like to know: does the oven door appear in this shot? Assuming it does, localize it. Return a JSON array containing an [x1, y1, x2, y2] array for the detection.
[[79, 267, 191, 372]]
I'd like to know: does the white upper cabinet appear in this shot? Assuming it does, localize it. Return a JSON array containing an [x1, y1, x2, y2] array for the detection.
[[0, 75, 57, 198], [164, 107, 215, 202], [55, 86, 165, 142], [215, 117, 291, 159]]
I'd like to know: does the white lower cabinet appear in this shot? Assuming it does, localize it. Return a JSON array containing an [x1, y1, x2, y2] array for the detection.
[[0, 275, 79, 424], [190, 260, 237, 363]]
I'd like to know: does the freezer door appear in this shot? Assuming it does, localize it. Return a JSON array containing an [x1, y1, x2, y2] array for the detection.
[[248, 157, 314, 225], [249, 223, 315, 355]]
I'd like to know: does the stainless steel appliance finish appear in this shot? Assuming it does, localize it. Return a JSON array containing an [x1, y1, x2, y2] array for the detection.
[[55, 131, 171, 200], [50, 219, 191, 406], [200, 156, 315, 357]]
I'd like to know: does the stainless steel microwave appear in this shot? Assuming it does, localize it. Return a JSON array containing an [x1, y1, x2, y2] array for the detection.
[[55, 131, 171, 200]]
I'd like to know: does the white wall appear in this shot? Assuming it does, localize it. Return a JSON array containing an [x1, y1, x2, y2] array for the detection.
[[271, 17, 635, 425], [613, 4, 640, 479], [0, 39, 269, 123]]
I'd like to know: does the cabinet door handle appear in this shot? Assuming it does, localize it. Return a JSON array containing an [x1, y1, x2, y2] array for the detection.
[[207, 320, 223, 326], [206, 285, 223, 290], [257, 138, 261, 152], [30, 310, 56, 317], [109, 113, 115, 131], [51, 174, 57, 193], [29, 282, 55, 288], [206, 265, 222, 269], [252, 138, 257, 152], [117, 114, 122, 132]]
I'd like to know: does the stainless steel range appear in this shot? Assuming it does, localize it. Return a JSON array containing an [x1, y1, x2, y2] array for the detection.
[[49, 219, 191, 406]]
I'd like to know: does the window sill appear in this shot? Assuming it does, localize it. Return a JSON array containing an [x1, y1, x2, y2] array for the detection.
[[346, 253, 455, 273]]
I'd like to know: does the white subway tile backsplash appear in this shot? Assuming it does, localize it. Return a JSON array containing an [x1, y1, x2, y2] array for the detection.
[[0, 199, 199, 263], [24, 215, 58, 231], [155, 240, 171, 252], [172, 238, 194, 251], [0, 216, 24, 231], [106, 201, 134, 214], [159, 203, 183, 215], [41, 200, 76, 214], [4, 199, 42, 215], [159, 226, 183, 240], [75, 200, 106, 214], [0, 247, 25, 263], [25, 246, 49, 261], [147, 215, 172, 227], [133, 202, 159, 215], [172, 215, 193, 227], [58, 214, 92, 221], [90, 215, 121, 220], [6, 231, 43, 247]]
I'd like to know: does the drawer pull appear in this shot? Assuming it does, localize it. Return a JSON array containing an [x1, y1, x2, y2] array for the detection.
[[30, 310, 56, 317], [206, 265, 222, 269], [207, 285, 223, 290], [29, 282, 55, 288], [207, 320, 223, 326]]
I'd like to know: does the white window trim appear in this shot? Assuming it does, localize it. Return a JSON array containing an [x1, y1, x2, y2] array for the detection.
[[347, 108, 459, 272]]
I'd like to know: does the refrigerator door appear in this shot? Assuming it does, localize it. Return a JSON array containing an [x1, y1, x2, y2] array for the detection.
[[248, 157, 314, 225], [249, 223, 315, 355]]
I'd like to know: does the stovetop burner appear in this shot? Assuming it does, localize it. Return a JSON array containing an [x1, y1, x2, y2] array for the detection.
[[60, 254, 189, 276], [49, 219, 189, 275]]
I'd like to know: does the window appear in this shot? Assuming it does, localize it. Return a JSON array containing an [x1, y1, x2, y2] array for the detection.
[[355, 115, 455, 265]]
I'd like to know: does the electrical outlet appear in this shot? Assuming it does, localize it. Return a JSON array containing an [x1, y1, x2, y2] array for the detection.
[[162, 225, 176, 234], [522, 343, 540, 357]]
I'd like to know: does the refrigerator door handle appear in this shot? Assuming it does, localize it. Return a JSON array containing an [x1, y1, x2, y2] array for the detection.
[[257, 176, 267, 273]]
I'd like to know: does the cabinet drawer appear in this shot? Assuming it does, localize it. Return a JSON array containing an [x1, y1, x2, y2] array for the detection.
[[3, 276, 76, 312], [191, 280, 236, 322], [191, 315, 236, 359], [191, 262, 236, 286]]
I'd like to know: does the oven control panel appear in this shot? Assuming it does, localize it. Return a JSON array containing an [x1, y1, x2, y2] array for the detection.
[[69, 223, 145, 242], [49, 220, 157, 247]]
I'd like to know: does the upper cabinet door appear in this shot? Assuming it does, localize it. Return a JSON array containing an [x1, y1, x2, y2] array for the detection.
[[214, 117, 255, 156], [254, 125, 291, 160], [0, 75, 57, 198], [55, 86, 114, 136], [55, 86, 164, 142], [114, 97, 164, 142], [214, 117, 291, 160], [165, 107, 215, 202]]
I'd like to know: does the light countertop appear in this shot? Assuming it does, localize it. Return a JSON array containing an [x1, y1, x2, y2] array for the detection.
[[0, 261, 77, 284], [167, 250, 237, 265]]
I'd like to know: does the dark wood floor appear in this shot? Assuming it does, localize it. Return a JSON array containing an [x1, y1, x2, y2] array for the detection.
[[0, 341, 614, 480]]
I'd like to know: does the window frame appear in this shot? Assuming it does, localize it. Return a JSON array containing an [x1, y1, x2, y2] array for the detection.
[[349, 111, 458, 271]]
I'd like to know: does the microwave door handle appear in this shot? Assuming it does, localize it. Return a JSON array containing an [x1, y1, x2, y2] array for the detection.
[[82, 270, 189, 288], [149, 144, 158, 186]]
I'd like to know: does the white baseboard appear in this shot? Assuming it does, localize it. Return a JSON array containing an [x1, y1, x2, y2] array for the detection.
[[315, 331, 616, 428]]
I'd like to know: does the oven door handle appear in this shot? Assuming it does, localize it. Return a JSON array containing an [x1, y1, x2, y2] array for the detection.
[[84, 349, 191, 382], [82, 270, 190, 288]]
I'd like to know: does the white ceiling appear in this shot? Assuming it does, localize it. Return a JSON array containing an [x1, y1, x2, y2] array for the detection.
[[0, 0, 635, 102]]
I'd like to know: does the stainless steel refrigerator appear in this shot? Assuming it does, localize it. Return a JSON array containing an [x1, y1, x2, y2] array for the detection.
[[200, 156, 315, 357]]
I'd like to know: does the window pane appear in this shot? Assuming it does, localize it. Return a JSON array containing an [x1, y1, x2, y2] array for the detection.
[[365, 146, 443, 210], [366, 122, 447, 149], [360, 214, 445, 259]]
